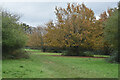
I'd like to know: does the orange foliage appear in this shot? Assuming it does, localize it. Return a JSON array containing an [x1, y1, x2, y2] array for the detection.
[[44, 3, 104, 50], [26, 26, 46, 48]]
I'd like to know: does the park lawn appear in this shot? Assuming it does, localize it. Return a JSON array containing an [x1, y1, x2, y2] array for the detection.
[[25, 49, 110, 57], [25, 49, 42, 52], [35, 52, 62, 55], [93, 55, 110, 58], [2, 52, 118, 78]]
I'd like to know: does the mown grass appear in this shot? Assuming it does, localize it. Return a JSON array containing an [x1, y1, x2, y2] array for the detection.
[[25, 49, 41, 52], [35, 52, 62, 55], [2, 50, 118, 78], [93, 55, 110, 58]]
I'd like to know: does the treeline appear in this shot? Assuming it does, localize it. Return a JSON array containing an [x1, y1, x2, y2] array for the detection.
[[2, 3, 119, 63], [26, 3, 119, 63]]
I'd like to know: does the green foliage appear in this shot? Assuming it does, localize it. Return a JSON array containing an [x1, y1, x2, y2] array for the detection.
[[62, 46, 80, 56], [82, 51, 94, 57], [104, 9, 118, 50], [2, 49, 29, 59], [2, 10, 28, 58], [62, 49, 94, 57], [104, 9, 119, 63], [2, 27, 27, 53], [45, 47, 65, 53], [106, 51, 118, 63]]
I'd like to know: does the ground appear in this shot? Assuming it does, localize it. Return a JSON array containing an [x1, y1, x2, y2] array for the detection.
[[2, 49, 118, 78]]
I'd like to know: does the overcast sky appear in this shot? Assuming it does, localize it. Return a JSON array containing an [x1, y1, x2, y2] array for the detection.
[[1, 2, 118, 27]]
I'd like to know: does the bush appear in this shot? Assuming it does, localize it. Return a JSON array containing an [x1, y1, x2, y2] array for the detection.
[[2, 49, 29, 59], [106, 51, 119, 63], [94, 48, 113, 55], [2, 27, 27, 54], [62, 50, 94, 57], [45, 47, 63, 53], [80, 51, 94, 57]]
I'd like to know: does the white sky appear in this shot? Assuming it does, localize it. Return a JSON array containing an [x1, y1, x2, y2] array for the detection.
[[0, 1, 118, 27], [0, 0, 119, 2]]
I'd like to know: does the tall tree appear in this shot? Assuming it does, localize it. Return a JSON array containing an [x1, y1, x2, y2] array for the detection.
[[44, 3, 103, 56]]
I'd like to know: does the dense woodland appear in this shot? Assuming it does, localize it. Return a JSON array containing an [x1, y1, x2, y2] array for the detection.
[[2, 3, 120, 63]]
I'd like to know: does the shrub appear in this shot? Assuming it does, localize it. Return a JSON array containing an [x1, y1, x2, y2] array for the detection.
[[2, 27, 27, 54], [2, 49, 29, 59], [106, 51, 119, 63], [62, 47, 81, 56], [81, 51, 94, 57], [45, 47, 63, 53], [62, 50, 94, 57]]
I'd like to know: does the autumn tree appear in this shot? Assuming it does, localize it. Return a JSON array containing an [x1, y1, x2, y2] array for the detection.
[[44, 3, 104, 56], [26, 26, 47, 52]]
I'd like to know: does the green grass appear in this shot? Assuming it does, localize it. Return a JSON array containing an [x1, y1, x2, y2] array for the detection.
[[2, 51, 118, 78], [0, 61, 2, 79], [35, 52, 62, 55], [25, 49, 41, 52], [94, 55, 110, 58]]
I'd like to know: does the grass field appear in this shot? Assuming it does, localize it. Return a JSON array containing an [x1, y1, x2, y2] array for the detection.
[[2, 49, 118, 78]]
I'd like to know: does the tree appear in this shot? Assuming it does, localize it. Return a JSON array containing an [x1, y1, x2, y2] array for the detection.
[[26, 26, 47, 52], [104, 10, 118, 50], [2, 10, 28, 58], [44, 3, 103, 56], [94, 8, 116, 55], [103, 6, 119, 62], [20, 23, 32, 34]]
